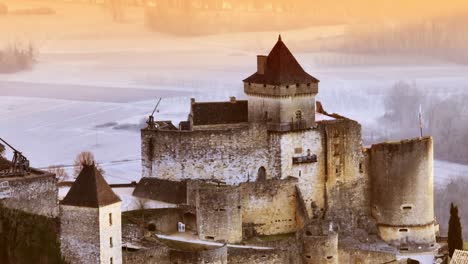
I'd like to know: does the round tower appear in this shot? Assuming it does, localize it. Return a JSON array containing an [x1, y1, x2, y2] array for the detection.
[[196, 182, 242, 243], [243, 35, 320, 132], [301, 223, 338, 264], [369, 137, 436, 251]]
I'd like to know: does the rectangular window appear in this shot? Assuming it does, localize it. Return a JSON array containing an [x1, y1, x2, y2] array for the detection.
[[109, 213, 112, 226], [110, 237, 113, 248], [110, 257, 113, 264], [334, 144, 340, 156]]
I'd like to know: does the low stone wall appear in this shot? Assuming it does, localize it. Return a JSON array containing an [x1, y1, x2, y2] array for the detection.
[[123, 246, 170, 264], [227, 248, 287, 264], [169, 244, 228, 264], [1, 172, 58, 217], [339, 247, 397, 264]]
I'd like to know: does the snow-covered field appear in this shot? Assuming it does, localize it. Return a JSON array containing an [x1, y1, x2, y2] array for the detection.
[[1, 0, 468, 186]]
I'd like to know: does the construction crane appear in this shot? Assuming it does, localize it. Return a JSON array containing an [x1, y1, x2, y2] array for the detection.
[[0, 138, 30, 177], [147, 97, 162, 129]]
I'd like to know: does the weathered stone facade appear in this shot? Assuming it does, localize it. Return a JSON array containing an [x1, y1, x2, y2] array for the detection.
[[138, 36, 437, 259], [196, 183, 242, 243], [0, 171, 58, 217], [369, 137, 436, 251]]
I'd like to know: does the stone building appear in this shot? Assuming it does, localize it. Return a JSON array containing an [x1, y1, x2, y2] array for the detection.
[[0, 155, 58, 217], [138, 35, 437, 261], [60, 164, 123, 264]]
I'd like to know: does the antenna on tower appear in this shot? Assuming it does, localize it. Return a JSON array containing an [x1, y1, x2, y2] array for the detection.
[[147, 98, 162, 129]]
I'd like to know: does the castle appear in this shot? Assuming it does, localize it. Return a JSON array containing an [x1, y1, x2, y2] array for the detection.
[[0, 36, 438, 264], [137, 35, 437, 262]]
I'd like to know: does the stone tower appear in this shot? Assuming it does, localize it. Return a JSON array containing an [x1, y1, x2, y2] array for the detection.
[[60, 164, 122, 264], [243, 35, 319, 132]]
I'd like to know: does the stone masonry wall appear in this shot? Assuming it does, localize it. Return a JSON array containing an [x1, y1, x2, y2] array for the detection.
[[99, 202, 123, 264], [169, 245, 228, 264], [1, 172, 58, 218], [277, 129, 326, 218], [196, 184, 242, 243], [320, 119, 373, 236], [141, 123, 276, 185], [240, 178, 299, 236], [227, 248, 287, 264], [60, 205, 100, 264], [369, 137, 435, 250]]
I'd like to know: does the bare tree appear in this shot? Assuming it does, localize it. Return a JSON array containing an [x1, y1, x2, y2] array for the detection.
[[47, 166, 69, 182], [73, 151, 105, 178]]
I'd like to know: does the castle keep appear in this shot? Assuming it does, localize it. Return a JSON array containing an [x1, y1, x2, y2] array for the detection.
[[139, 36, 437, 261]]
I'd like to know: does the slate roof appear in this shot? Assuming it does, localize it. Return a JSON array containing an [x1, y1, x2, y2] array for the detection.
[[133, 178, 187, 204], [192, 100, 248, 126], [451, 250, 468, 264], [243, 35, 319, 86], [61, 164, 121, 208]]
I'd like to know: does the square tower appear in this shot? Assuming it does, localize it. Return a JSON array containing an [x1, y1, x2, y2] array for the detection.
[[60, 165, 122, 264], [243, 35, 319, 132]]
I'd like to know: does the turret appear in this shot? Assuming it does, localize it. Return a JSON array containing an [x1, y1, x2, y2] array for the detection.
[[243, 35, 319, 132]]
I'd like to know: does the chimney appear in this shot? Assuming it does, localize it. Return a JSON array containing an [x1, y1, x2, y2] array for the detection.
[[257, 55, 267, 75], [230, 96, 236, 103]]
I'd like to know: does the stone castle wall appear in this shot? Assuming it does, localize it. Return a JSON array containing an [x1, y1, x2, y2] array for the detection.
[[169, 245, 228, 264], [369, 137, 435, 250], [320, 119, 373, 235], [141, 123, 277, 185], [60, 205, 101, 264], [227, 248, 288, 264], [240, 178, 300, 236], [277, 129, 326, 218], [302, 231, 339, 264], [196, 184, 242, 243], [99, 202, 123, 264], [338, 248, 397, 264], [1, 172, 58, 218], [246, 86, 317, 129]]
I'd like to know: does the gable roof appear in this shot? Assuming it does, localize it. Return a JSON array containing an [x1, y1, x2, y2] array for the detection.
[[243, 35, 319, 86], [452, 250, 468, 264], [61, 164, 121, 208], [192, 100, 248, 126]]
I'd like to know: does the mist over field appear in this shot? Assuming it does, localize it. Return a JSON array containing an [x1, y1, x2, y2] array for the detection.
[[1, 0, 468, 237]]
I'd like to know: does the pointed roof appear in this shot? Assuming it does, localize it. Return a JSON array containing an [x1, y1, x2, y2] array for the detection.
[[61, 164, 121, 208], [243, 35, 319, 85]]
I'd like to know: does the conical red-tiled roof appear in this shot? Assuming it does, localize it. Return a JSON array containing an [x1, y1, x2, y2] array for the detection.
[[243, 35, 319, 85], [61, 164, 121, 208]]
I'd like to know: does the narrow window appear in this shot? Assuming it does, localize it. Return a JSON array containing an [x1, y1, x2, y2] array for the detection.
[[299, 170, 301, 177], [326, 256, 333, 260], [110, 257, 113, 264], [359, 163, 363, 173], [109, 213, 112, 226], [334, 144, 340, 156], [110, 237, 113, 248], [295, 110, 303, 121], [399, 228, 409, 232]]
